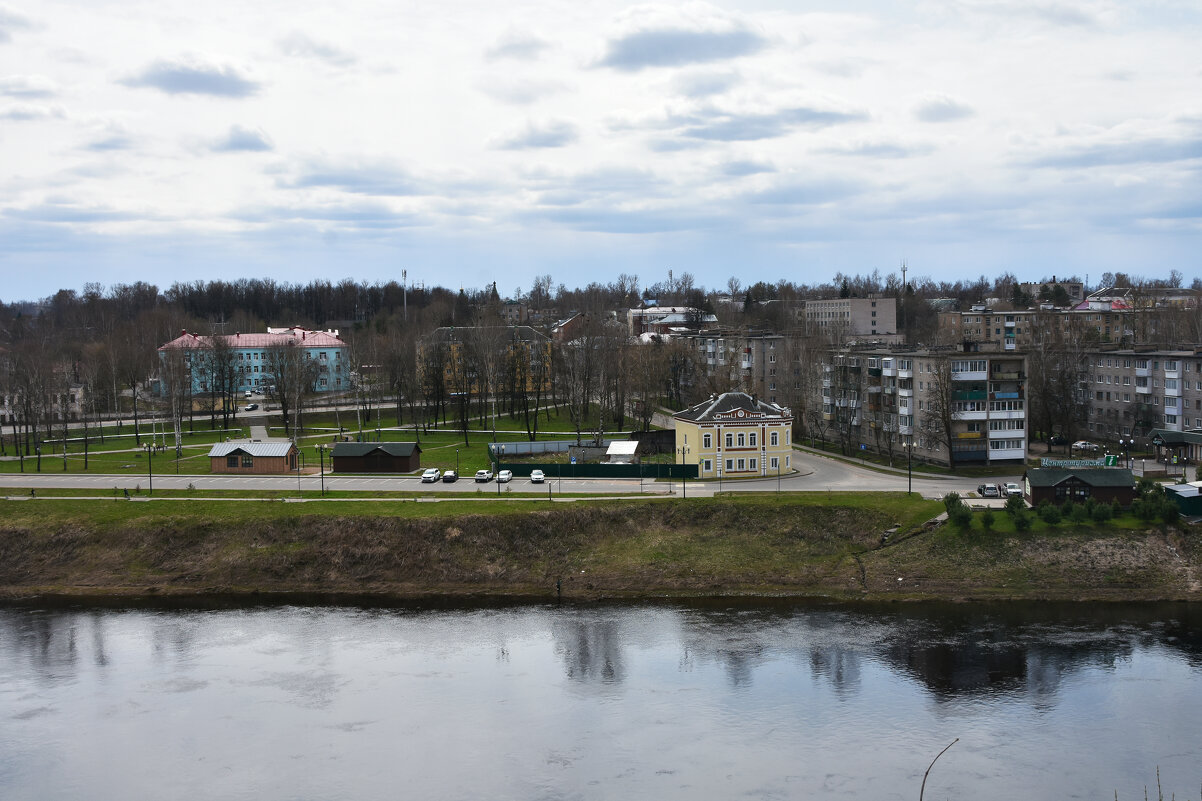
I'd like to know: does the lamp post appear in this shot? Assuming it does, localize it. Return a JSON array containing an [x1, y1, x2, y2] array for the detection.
[[455, 448, 459, 477], [677, 445, 689, 498], [319, 445, 326, 496], [905, 436, 913, 496], [145, 442, 153, 495]]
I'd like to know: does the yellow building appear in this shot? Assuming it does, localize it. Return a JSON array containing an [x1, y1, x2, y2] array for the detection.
[[673, 392, 793, 479]]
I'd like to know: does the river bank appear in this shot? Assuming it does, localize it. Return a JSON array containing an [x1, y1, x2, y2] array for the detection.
[[1, 495, 1199, 602]]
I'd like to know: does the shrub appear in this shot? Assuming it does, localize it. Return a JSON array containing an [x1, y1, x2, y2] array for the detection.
[[1069, 503, 1090, 525], [980, 508, 995, 531], [1061, 500, 1077, 521], [1013, 510, 1032, 532], [943, 492, 963, 515], [1090, 501, 1112, 523], [1004, 495, 1025, 518], [949, 505, 974, 529], [1132, 498, 1156, 522], [1158, 498, 1179, 525], [1037, 502, 1061, 526]]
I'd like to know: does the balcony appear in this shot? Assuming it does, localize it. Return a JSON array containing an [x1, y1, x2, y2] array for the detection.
[[952, 370, 988, 381], [867, 385, 882, 393], [898, 368, 913, 378], [1165, 385, 1182, 397], [959, 410, 988, 421], [898, 387, 913, 397], [992, 391, 1021, 400], [898, 424, 913, 435], [989, 428, 1023, 438], [990, 409, 1026, 420], [1135, 384, 1150, 394], [867, 367, 882, 377], [989, 447, 1026, 461], [1136, 367, 1151, 377], [991, 371, 1021, 381], [954, 390, 986, 400], [1004, 342, 1017, 350], [956, 431, 983, 439]]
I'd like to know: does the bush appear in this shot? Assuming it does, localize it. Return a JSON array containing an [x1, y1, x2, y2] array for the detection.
[[1069, 503, 1090, 525], [1037, 502, 1061, 526], [1061, 500, 1077, 521], [1004, 495, 1026, 518], [1158, 498, 1180, 525], [949, 505, 974, 529], [980, 508, 995, 531], [943, 492, 963, 515], [1013, 510, 1032, 532], [1132, 498, 1156, 522], [1090, 501, 1112, 523]]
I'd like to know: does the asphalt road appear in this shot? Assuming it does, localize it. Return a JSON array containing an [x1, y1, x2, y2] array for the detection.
[[0, 448, 1020, 501]]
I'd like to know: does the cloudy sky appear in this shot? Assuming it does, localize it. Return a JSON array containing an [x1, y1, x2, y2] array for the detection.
[[2, 0, 1200, 302]]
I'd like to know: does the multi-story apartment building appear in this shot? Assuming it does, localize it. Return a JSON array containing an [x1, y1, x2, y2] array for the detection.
[[1019, 277, 1085, 306], [674, 329, 787, 405], [802, 296, 899, 342], [822, 347, 1029, 467], [673, 391, 793, 480], [157, 327, 349, 396], [1083, 348, 1202, 439]]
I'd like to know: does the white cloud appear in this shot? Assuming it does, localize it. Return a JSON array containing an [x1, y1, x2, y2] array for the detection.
[[0, 74, 58, 98]]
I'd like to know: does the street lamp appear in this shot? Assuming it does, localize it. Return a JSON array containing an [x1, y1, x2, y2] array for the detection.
[[905, 436, 913, 496], [145, 442, 153, 495], [677, 445, 689, 498], [455, 448, 459, 477], [319, 444, 326, 496]]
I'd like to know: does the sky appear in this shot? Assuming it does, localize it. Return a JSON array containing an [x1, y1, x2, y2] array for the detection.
[[1, 0, 1201, 303]]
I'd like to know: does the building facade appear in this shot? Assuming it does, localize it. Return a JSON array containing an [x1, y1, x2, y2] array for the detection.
[[802, 296, 898, 341], [672, 391, 793, 480], [822, 347, 1029, 467], [158, 328, 349, 397], [1083, 348, 1202, 439]]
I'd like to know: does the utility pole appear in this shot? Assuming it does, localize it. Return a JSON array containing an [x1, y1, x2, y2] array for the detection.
[[403, 269, 408, 322]]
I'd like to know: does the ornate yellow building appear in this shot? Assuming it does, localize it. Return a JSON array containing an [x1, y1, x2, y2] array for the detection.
[[673, 392, 793, 479]]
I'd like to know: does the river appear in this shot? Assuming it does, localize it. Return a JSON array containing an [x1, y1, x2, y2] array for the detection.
[[2, 600, 1199, 800]]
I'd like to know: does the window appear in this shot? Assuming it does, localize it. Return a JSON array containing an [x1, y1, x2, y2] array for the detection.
[[241, 454, 253, 468], [737, 458, 746, 470], [703, 433, 712, 449], [226, 456, 238, 468], [749, 458, 757, 470], [703, 459, 712, 472], [725, 434, 733, 448], [749, 433, 757, 447], [737, 433, 746, 447], [770, 431, 779, 446], [770, 457, 779, 469], [725, 459, 733, 471]]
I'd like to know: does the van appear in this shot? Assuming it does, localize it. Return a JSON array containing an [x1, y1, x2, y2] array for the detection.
[[244, 391, 253, 399]]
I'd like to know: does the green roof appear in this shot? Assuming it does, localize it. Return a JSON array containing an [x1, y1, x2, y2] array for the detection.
[[1149, 429, 1202, 446], [1023, 468, 1134, 488], [331, 442, 420, 458]]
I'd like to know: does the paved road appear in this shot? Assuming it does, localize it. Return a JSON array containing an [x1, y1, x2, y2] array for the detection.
[[0, 448, 1020, 501]]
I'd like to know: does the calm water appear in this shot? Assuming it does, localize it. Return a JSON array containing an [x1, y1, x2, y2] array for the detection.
[[2, 600, 1200, 801]]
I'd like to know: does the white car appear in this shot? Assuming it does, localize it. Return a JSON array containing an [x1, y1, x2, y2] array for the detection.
[[1073, 440, 1100, 452], [420, 468, 441, 483], [474, 469, 494, 483], [1004, 482, 1023, 497], [530, 469, 545, 483], [496, 470, 513, 483]]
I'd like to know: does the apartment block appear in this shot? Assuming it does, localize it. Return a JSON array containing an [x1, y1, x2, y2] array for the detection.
[[822, 348, 1028, 467], [1084, 348, 1202, 440], [675, 329, 786, 404]]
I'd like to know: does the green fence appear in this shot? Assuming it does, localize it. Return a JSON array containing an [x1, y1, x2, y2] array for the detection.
[[497, 462, 698, 479]]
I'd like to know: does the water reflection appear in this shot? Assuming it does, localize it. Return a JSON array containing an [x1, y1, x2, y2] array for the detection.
[[1, 601, 1199, 801]]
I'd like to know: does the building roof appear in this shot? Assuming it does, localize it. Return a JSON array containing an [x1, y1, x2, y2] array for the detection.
[[160, 328, 345, 351], [331, 442, 421, 458], [424, 325, 548, 344], [605, 441, 639, 456], [1023, 468, 1135, 488], [1150, 429, 1202, 446], [673, 391, 791, 423], [208, 441, 297, 458]]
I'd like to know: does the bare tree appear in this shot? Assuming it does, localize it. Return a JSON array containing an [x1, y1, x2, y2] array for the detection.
[[264, 338, 320, 437], [919, 357, 961, 468]]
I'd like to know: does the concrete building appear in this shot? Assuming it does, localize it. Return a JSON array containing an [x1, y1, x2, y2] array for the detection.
[[419, 325, 552, 395], [822, 347, 1029, 467], [627, 306, 719, 336], [673, 329, 787, 405], [1019, 277, 1085, 306], [672, 391, 793, 480], [802, 296, 898, 342], [1083, 348, 1202, 439], [157, 328, 349, 397]]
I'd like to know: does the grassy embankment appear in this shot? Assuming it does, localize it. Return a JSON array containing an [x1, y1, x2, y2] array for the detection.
[[1, 493, 1198, 602]]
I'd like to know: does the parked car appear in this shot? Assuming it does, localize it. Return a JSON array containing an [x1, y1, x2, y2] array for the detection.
[[474, 469, 494, 483], [1073, 440, 1100, 452], [1048, 435, 1068, 446], [1004, 482, 1023, 497], [243, 403, 258, 411], [441, 470, 458, 483], [421, 468, 441, 483], [530, 469, 545, 483], [496, 470, 513, 483], [977, 483, 1000, 498]]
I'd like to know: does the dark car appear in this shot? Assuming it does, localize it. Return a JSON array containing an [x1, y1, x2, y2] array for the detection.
[[243, 403, 259, 411], [1048, 435, 1068, 446], [441, 470, 458, 483]]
